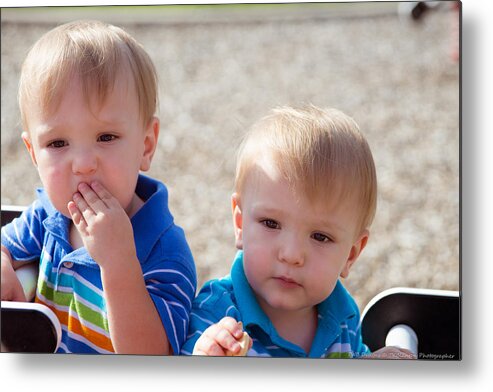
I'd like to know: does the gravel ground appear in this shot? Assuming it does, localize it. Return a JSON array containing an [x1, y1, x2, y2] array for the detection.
[[0, 4, 460, 310]]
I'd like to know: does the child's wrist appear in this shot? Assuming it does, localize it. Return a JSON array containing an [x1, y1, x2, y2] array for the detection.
[[99, 253, 140, 280]]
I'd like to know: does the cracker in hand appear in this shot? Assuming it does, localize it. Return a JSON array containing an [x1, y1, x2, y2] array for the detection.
[[226, 322, 251, 356]]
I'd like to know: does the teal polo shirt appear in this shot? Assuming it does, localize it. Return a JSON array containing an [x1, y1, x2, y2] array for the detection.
[[181, 251, 370, 358]]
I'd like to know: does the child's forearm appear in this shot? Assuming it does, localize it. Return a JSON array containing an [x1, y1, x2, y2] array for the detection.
[[1, 245, 33, 271], [100, 258, 170, 355], [1, 245, 28, 301]]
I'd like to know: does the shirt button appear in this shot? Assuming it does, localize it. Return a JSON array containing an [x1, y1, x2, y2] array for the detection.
[[64, 262, 74, 269]]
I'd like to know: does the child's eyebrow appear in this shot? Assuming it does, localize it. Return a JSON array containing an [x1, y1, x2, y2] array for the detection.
[[313, 218, 348, 234], [33, 124, 59, 138]]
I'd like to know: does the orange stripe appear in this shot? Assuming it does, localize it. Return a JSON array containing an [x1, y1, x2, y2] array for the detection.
[[36, 298, 114, 352]]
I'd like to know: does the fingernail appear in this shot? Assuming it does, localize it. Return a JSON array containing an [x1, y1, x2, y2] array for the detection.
[[231, 342, 240, 352]]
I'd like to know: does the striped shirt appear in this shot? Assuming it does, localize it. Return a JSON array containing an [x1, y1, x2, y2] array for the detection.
[[181, 251, 369, 358], [1, 174, 196, 354]]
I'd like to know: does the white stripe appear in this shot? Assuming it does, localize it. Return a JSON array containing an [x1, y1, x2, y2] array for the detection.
[[327, 342, 341, 353], [327, 342, 352, 354], [22, 213, 42, 251], [185, 330, 202, 340], [37, 285, 110, 338], [57, 342, 69, 353], [45, 277, 107, 318], [190, 312, 215, 326], [160, 297, 180, 352], [167, 300, 187, 314], [71, 270, 104, 297], [143, 268, 194, 292], [67, 302, 110, 337], [171, 283, 192, 307], [41, 248, 52, 262], [13, 220, 30, 254], [198, 281, 215, 308], [37, 268, 55, 289], [248, 348, 271, 357], [2, 231, 29, 255], [61, 325, 114, 354], [39, 293, 111, 339], [225, 305, 236, 317], [146, 287, 188, 314]]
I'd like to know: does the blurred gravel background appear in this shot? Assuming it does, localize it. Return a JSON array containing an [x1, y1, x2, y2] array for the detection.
[[1, 3, 460, 310]]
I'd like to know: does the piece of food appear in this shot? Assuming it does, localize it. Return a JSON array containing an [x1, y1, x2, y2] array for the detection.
[[236, 330, 251, 356], [226, 322, 251, 356]]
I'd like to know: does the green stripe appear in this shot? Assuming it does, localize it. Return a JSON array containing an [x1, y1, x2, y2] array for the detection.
[[38, 281, 109, 330], [325, 351, 353, 359]]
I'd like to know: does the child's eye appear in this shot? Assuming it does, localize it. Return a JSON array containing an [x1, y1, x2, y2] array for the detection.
[[98, 134, 117, 142], [312, 232, 331, 243], [47, 140, 67, 148], [261, 219, 280, 229]]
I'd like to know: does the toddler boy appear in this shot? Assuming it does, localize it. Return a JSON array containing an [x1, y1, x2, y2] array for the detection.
[[181, 105, 413, 358], [1, 20, 196, 355]]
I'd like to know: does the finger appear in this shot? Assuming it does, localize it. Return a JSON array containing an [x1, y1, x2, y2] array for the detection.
[[194, 334, 228, 356], [217, 316, 244, 339], [201, 322, 241, 353], [68, 201, 85, 226], [72, 192, 95, 221], [215, 327, 241, 354], [77, 182, 107, 212], [90, 181, 119, 208]]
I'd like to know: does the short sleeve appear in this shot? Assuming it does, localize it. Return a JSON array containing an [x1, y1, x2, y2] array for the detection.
[[1, 201, 45, 262], [143, 259, 197, 354]]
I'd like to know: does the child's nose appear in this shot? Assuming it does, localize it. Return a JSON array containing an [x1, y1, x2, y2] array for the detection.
[[278, 234, 305, 266], [71, 149, 97, 175]]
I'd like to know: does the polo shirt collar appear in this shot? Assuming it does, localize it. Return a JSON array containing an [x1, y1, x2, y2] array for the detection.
[[37, 174, 173, 266], [230, 250, 357, 356], [231, 251, 272, 331]]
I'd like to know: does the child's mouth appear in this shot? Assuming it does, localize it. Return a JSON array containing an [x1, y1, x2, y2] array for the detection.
[[274, 276, 301, 288]]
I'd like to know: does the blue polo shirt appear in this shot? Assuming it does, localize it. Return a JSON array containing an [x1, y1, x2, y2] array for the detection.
[[2, 174, 197, 354], [180, 251, 370, 358]]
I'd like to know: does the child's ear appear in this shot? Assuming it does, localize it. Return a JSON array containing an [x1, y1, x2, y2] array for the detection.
[[21, 131, 38, 166], [140, 116, 160, 171], [232, 193, 243, 250], [340, 229, 369, 279]]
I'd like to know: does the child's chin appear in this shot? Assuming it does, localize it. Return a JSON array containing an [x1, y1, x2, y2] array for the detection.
[[265, 297, 306, 312]]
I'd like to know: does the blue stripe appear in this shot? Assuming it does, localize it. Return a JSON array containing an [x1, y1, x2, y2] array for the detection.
[[58, 272, 105, 307]]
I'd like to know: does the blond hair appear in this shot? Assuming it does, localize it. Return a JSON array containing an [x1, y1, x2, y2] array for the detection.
[[234, 105, 377, 232], [18, 20, 158, 129]]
